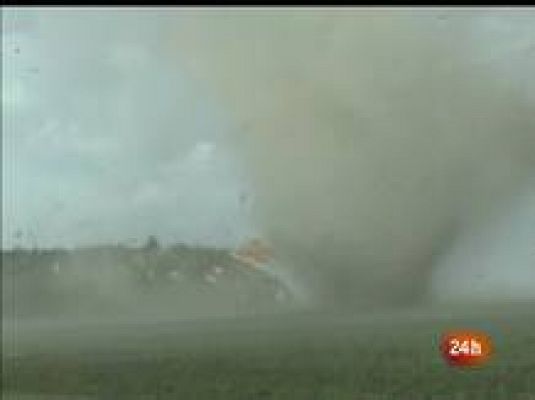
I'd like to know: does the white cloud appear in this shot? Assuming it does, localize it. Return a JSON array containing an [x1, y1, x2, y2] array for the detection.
[[1, 9, 255, 249]]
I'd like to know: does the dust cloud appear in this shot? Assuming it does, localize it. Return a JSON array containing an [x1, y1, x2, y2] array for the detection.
[[165, 9, 535, 309]]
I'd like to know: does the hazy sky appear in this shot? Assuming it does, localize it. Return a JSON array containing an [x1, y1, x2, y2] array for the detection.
[[2, 8, 258, 249]]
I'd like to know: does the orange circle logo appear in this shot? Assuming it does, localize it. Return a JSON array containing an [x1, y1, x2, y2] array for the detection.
[[440, 330, 493, 367]]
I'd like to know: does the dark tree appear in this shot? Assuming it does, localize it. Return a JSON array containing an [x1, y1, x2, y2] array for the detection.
[[144, 235, 160, 251]]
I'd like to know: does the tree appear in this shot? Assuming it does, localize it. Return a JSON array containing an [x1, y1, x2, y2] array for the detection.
[[144, 235, 160, 251]]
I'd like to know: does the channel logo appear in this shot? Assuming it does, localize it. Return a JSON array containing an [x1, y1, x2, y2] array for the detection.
[[440, 329, 493, 367]]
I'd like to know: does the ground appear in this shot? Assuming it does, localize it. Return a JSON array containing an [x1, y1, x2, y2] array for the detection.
[[3, 305, 535, 400]]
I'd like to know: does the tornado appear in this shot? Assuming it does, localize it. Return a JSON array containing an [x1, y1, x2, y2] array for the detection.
[[164, 9, 535, 309]]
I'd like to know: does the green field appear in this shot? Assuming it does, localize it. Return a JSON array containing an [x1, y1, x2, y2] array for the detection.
[[3, 306, 535, 400]]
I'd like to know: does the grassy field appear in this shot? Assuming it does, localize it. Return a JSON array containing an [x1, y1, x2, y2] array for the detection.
[[3, 306, 535, 400]]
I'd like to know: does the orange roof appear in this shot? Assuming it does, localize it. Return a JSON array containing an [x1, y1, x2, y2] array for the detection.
[[232, 239, 273, 267]]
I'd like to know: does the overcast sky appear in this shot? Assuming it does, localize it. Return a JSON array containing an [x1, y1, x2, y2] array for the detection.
[[2, 8, 257, 249]]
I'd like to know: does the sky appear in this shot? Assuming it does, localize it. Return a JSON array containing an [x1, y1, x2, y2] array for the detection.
[[2, 8, 258, 249]]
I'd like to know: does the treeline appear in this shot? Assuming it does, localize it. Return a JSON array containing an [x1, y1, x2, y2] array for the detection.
[[2, 240, 237, 278], [1, 239, 289, 319]]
